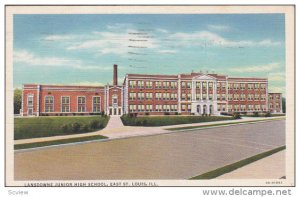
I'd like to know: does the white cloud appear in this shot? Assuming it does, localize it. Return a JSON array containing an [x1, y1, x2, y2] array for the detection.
[[268, 72, 285, 82], [170, 31, 281, 48], [229, 62, 280, 73], [207, 25, 231, 31], [13, 50, 80, 66], [158, 49, 177, 54], [14, 49, 115, 71], [44, 35, 76, 41]]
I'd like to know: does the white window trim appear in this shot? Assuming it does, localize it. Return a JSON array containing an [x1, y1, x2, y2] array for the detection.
[[44, 95, 54, 113], [61, 96, 70, 113], [92, 96, 101, 113], [77, 96, 86, 112]]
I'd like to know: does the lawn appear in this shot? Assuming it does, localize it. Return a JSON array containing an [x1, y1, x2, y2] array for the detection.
[[14, 116, 110, 140], [121, 115, 234, 127], [14, 135, 108, 150]]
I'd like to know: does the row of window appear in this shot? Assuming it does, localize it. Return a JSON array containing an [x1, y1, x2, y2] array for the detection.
[[269, 95, 281, 100], [228, 104, 267, 112], [129, 80, 267, 90], [129, 104, 178, 112], [28, 95, 101, 113], [228, 94, 266, 101]]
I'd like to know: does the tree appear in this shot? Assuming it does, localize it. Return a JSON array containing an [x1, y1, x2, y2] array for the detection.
[[282, 97, 286, 113], [14, 89, 22, 114]]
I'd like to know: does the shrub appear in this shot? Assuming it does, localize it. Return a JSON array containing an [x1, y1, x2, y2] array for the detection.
[[253, 112, 259, 117], [72, 122, 81, 133], [61, 124, 70, 133], [90, 120, 100, 129], [81, 124, 90, 132], [145, 112, 150, 116], [265, 112, 271, 117], [164, 112, 170, 115], [233, 112, 241, 119], [142, 119, 148, 126], [175, 112, 179, 115]]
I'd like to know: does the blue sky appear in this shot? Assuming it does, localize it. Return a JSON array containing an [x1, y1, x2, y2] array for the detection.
[[13, 14, 285, 95]]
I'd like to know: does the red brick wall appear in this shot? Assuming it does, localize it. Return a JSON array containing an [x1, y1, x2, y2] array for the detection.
[[108, 86, 122, 106], [22, 88, 38, 116]]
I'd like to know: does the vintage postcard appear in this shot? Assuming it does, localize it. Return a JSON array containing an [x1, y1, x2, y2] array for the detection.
[[5, 5, 295, 187]]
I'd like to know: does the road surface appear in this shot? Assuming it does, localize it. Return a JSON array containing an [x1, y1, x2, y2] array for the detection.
[[14, 119, 285, 180]]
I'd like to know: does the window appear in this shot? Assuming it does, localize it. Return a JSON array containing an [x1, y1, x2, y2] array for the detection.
[[171, 93, 177, 100], [248, 104, 253, 111], [138, 105, 144, 112], [61, 96, 70, 112], [248, 83, 253, 89], [217, 93, 220, 100], [261, 84, 266, 89], [171, 81, 177, 89], [181, 104, 186, 111], [77, 96, 86, 112], [170, 105, 177, 111], [130, 105, 136, 112], [241, 105, 246, 111], [27, 94, 34, 115], [129, 81, 136, 88], [234, 94, 239, 101], [248, 94, 253, 100], [222, 94, 226, 100], [208, 82, 213, 89], [209, 93, 213, 100], [186, 82, 191, 89], [254, 83, 260, 89], [222, 82, 226, 89], [196, 82, 201, 88], [129, 92, 136, 100], [93, 96, 101, 112], [27, 94, 34, 107], [155, 81, 162, 89], [145, 81, 152, 89], [202, 82, 207, 88], [137, 81, 144, 88], [163, 93, 170, 100], [146, 105, 152, 112], [228, 94, 232, 101], [146, 93, 153, 100], [234, 105, 239, 111], [155, 105, 162, 112], [240, 83, 245, 90], [187, 93, 191, 101], [217, 83, 220, 88], [163, 81, 169, 89], [187, 104, 191, 112], [217, 104, 221, 111], [228, 105, 232, 112], [240, 94, 245, 101], [255, 94, 260, 100], [181, 82, 185, 88], [155, 93, 162, 100], [45, 96, 54, 112], [196, 93, 201, 100], [138, 93, 144, 100], [234, 83, 239, 90], [203, 93, 207, 100]]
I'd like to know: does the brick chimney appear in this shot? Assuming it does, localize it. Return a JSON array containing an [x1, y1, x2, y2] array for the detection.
[[113, 64, 118, 86]]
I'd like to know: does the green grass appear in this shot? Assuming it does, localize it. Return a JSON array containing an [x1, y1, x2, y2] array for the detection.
[[14, 135, 108, 150], [190, 146, 286, 180], [14, 116, 110, 140], [121, 115, 234, 127], [167, 119, 276, 131]]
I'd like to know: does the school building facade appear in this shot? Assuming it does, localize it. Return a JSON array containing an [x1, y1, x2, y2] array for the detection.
[[21, 64, 283, 116]]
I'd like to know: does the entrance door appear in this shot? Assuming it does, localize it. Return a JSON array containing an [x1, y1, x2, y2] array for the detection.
[[203, 105, 206, 115], [114, 108, 117, 115], [109, 109, 112, 115], [196, 105, 201, 114], [28, 108, 33, 116]]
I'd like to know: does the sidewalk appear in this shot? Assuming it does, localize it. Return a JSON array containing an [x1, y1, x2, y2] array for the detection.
[[14, 116, 284, 145], [217, 150, 285, 179]]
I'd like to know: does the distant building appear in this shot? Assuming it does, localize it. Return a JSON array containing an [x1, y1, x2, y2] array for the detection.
[[21, 64, 283, 116]]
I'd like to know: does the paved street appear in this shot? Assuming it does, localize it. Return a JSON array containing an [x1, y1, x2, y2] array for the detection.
[[14, 119, 285, 180]]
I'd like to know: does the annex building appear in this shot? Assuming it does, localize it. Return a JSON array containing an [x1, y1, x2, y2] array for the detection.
[[21, 64, 283, 116]]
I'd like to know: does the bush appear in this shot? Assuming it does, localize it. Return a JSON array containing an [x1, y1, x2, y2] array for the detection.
[[90, 120, 100, 129], [233, 112, 241, 119], [145, 112, 150, 116], [142, 119, 148, 126], [72, 122, 82, 133], [175, 112, 179, 115], [265, 112, 271, 117], [61, 124, 70, 133], [81, 124, 90, 132], [253, 112, 259, 117], [164, 112, 170, 115]]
